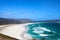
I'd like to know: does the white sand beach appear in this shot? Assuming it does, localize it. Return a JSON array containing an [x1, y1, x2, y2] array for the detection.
[[0, 23, 33, 40]]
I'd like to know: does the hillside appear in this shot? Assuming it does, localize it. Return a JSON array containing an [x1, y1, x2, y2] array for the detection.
[[0, 18, 32, 25], [0, 18, 60, 25]]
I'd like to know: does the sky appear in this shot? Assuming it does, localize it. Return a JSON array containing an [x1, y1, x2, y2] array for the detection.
[[0, 0, 60, 21]]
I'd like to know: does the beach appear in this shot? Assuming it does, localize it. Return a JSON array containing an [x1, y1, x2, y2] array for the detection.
[[0, 23, 33, 40]]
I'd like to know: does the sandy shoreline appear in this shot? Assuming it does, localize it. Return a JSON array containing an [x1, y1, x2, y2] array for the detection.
[[0, 23, 33, 40]]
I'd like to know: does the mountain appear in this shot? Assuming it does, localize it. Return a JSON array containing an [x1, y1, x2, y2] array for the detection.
[[0, 18, 60, 25], [17, 18, 33, 22], [0, 18, 32, 25]]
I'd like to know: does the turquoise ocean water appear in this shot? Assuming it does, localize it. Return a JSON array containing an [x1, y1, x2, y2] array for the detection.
[[26, 23, 60, 40]]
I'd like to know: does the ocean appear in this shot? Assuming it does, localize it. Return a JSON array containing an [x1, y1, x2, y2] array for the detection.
[[26, 23, 60, 40]]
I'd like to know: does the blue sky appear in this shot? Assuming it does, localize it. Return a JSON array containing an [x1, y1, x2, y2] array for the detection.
[[0, 0, 60, 21]]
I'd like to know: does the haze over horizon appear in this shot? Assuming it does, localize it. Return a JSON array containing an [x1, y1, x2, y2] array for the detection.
[[0, 0, 60, 21]]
